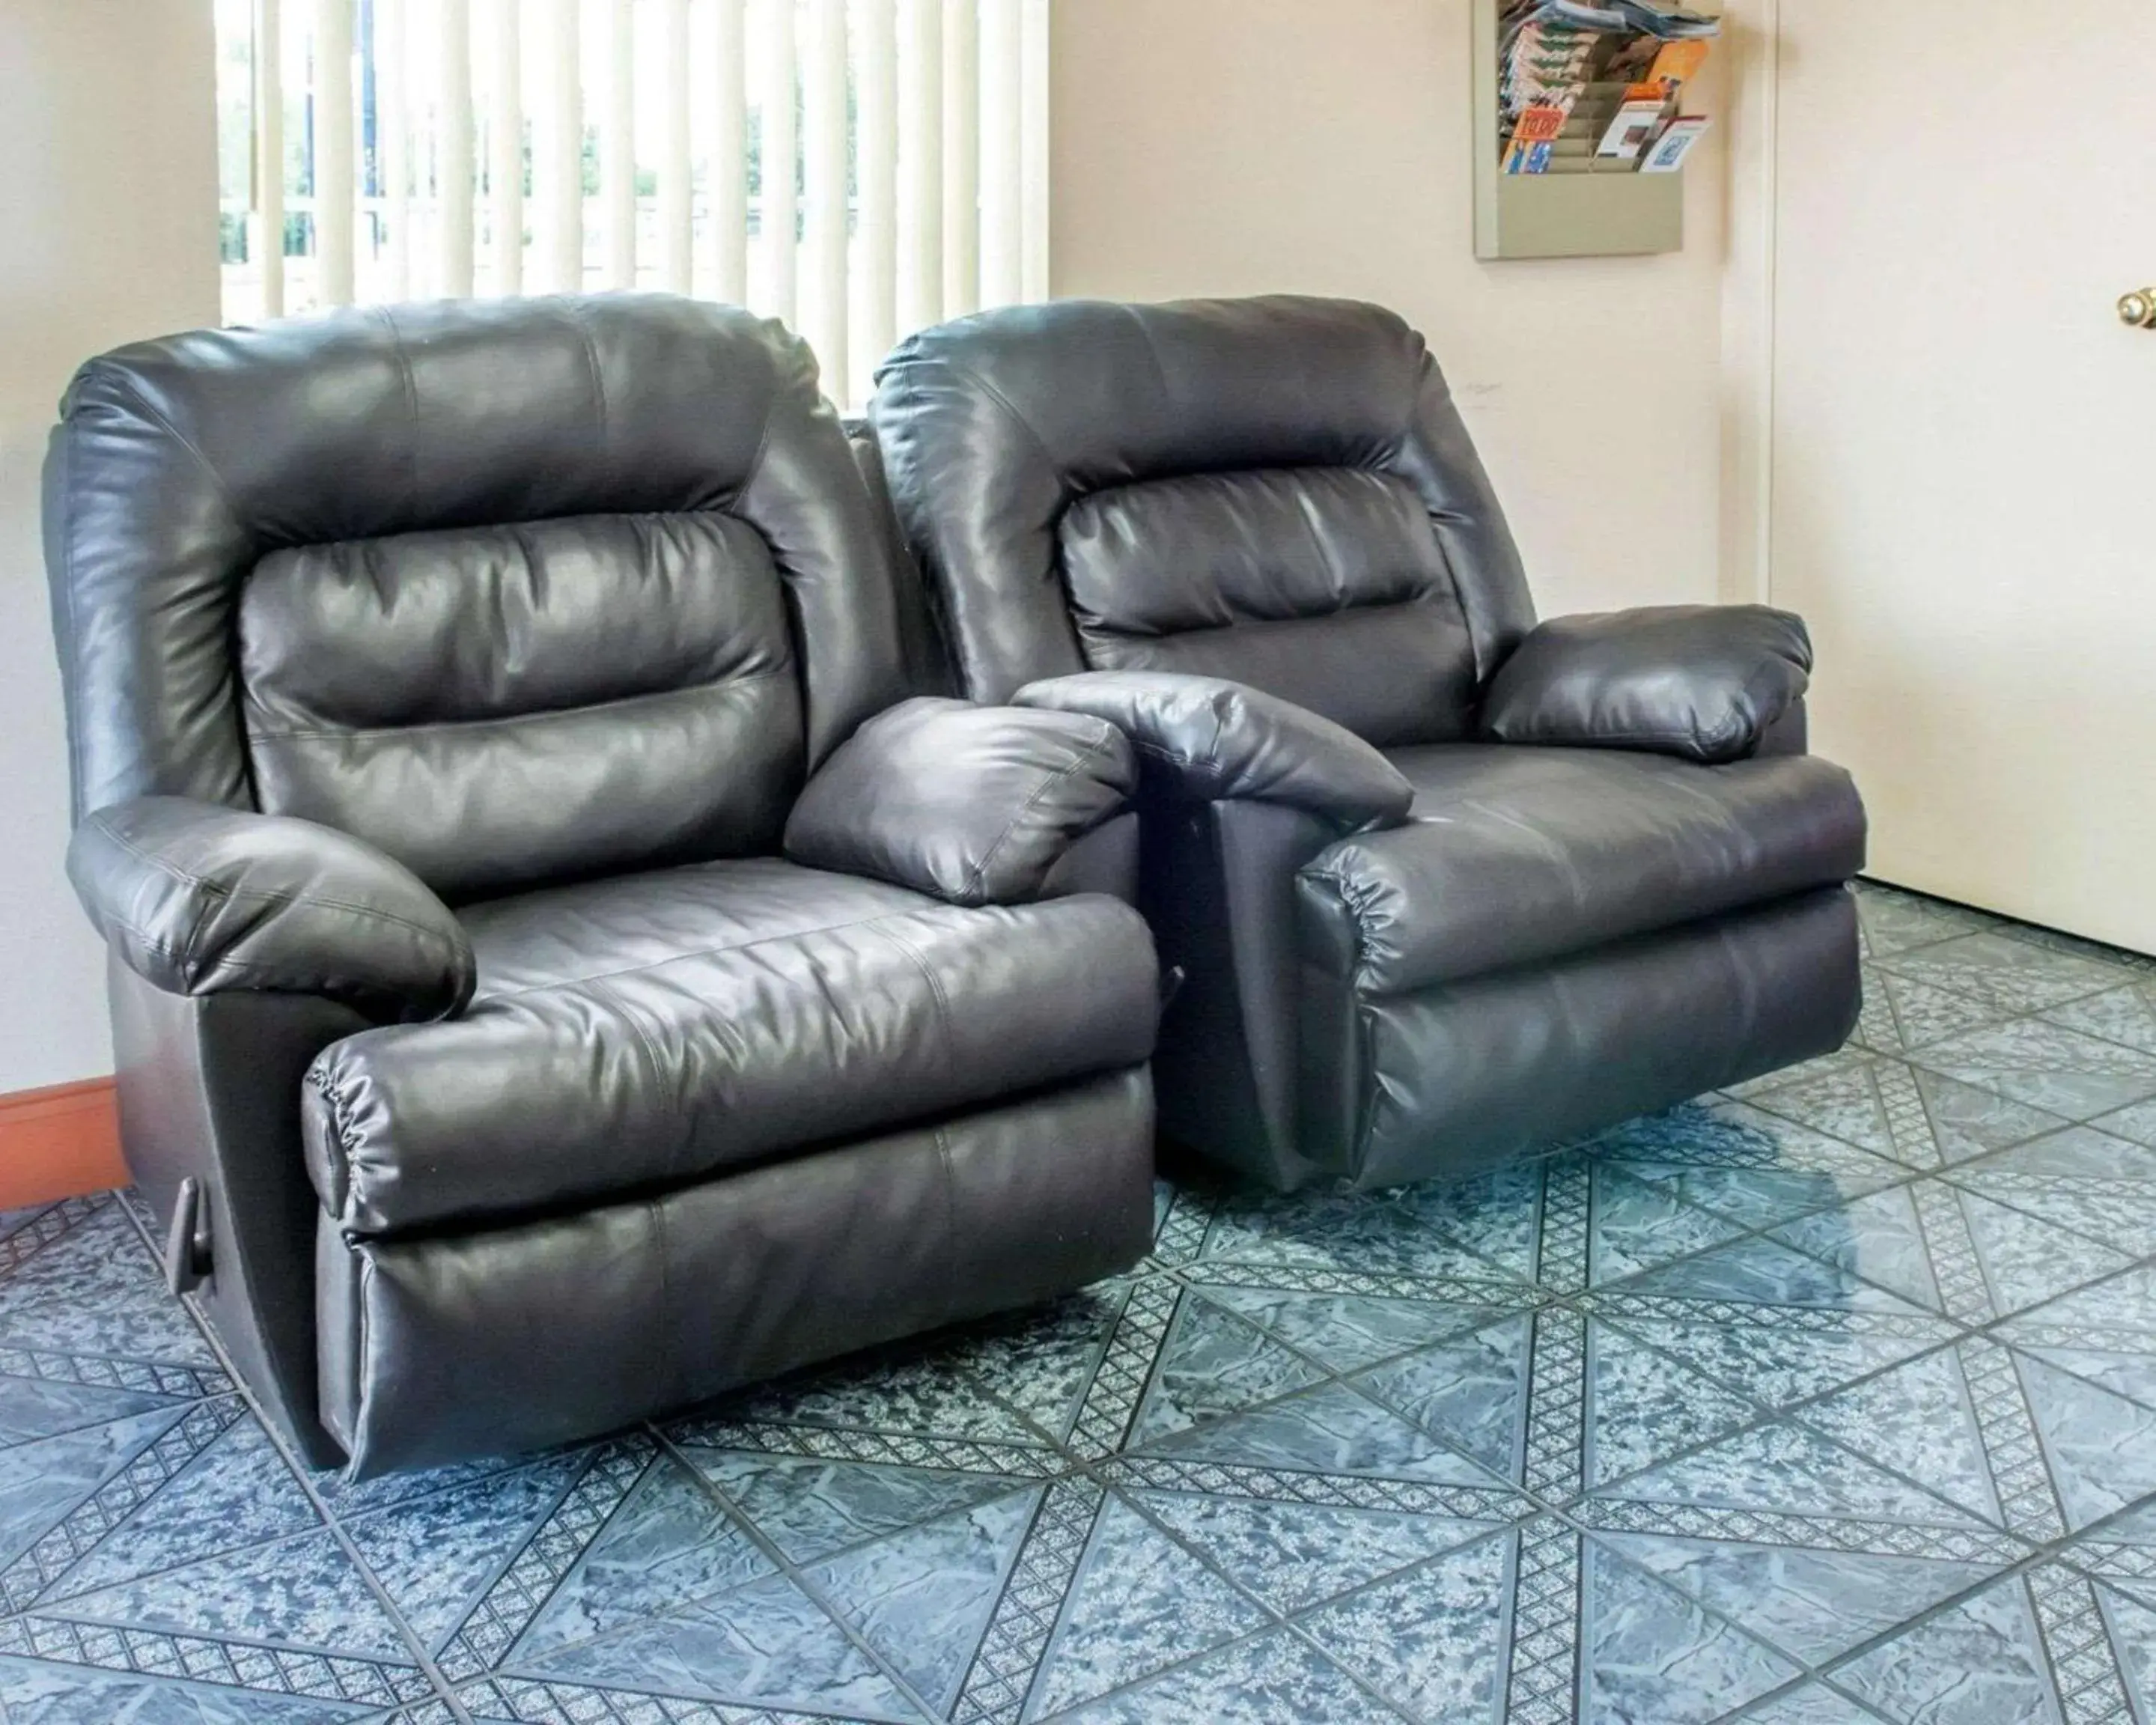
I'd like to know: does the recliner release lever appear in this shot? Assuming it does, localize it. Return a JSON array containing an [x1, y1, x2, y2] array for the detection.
[[165, 1177, 213, 1297]]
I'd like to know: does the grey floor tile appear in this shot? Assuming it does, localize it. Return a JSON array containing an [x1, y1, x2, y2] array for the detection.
[[1874, 931, 2128, 1017], [488, 1452, 756, 1662], [8, 886, 2156, 1723], [1021, 1493, 1267, 1721], [1047, 1627, 1402, 1724], [686, 1446, 1028, 1569], [1910, 1069, 2071, 1163], [1601, 1231, 1936, 1316], [1580, 1296, 1958, 1417], [0, 1654, 394, 1721], [2041, 981, 2156, 1055], [1124, 1292, 1328, 1448], [512, 1569, 926, 1721], [1129, 1488, 1504, 1616], [1580, 1320, 1762, 1489], [1595, 1530, 2001, 1670], [1915, 1019, 2156, 1122], [1190, 1281, 1526, 1377], [808, 1486, 1043, 1717], [1139, 1375, 1499, 1488], [1733, 1682, 1898, 1722], [2092, 1095, 2156, 1146], [1296, 1523, 1516, 1723], [1577, 1536, 1803, 1725], [1853, 887, 2002, 958], [1824, 1572, 2062, 1724], [35, 1524, 416, 1661]]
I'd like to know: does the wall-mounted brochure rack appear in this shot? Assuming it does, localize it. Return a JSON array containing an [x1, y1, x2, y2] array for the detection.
[[1473, 0, 1719, 261]]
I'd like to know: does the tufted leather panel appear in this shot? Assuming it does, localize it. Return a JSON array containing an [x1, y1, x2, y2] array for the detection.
[[1299, 743, 1867, 997], [46, 296, 905, 827], [868, 296, 1535, 721], [1059, 468, 1479, 743], [302, 869, 1160, 1235], [240, 511, 803, 898], [317, 1065, 1156, 1476], [241, 514, 795, 731]]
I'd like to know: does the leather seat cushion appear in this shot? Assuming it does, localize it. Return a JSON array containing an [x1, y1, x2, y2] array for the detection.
[[1297, 743, 1866, 996], [302, 857, 1159, 1235]]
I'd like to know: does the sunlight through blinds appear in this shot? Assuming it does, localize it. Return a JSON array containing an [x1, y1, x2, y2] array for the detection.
[[219, 0, 1049, 407]]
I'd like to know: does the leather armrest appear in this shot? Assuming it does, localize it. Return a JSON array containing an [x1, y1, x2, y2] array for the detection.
[[67, 797, 475, 1021], [1011, 671, 1413, 832], [1480, 604, 1813, 764], [783, 697, 1136, 906]]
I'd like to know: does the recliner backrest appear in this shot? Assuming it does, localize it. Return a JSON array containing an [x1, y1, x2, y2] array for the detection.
[[46, 296, 907, 900], [870, 295, 1538, 746]]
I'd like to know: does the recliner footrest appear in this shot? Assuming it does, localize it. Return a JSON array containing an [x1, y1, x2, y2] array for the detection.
[[317, 1065, 1155, 1477]]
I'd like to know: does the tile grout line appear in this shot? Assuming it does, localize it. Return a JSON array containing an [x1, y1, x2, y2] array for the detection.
[[1059, 1470, 1465, 1725], [1127, 1101, 2068, 1663], [645, 1418, 959, 1725]]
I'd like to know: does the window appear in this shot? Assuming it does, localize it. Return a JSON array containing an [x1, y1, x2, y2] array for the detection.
[[214, 0, 1050, 407]]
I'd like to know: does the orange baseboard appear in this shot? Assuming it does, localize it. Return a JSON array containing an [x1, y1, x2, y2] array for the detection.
[[0, 1077, 127, 1211]]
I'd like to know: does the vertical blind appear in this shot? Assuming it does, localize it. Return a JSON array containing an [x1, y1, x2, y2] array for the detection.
[[216, 0, 1051, 407]]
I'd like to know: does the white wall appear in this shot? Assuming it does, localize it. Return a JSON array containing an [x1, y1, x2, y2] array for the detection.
[[0, 2, 222, 1092], [1050, 0, 1734, 619]]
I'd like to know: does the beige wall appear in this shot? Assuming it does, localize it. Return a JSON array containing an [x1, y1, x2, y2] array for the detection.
[[1050, 0, 1734, 620], [0, 1, 221, 1091]]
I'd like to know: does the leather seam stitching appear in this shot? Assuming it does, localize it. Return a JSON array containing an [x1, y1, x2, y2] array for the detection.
[[375, 305, 422, 507], [246, 668, 796, 744], [931, 356, 1066, 487], [960, 728, 1120, 901], [94, 823, 465, 955], [308, 1060, 365, 1221], [1078, 588, 1440, 646], [356, 1247, 377, 1455], [1494, 722, 1764, 754], [112, 930, 324, 982], [736, 367, 783, 505], [1301, 833, 1387, 1161], [1390, 353, 1499, 683], [81, 367, 255, 532], [880, 923, 957, 1066], [1127, 737, 1226, 794], [648, 1196, 677, 1406], [54, 416, 86, 820], [590, 976, 673, 1131], [69, 371, 256, 806], [1296, 866, 1377, 989], [479, 907, 954, 1003], [930, 1122, 960, 1321], [567, 301, 611, 444]]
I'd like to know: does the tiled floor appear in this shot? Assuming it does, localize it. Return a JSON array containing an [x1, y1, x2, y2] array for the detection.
[[6, 886, 2156, 1723]]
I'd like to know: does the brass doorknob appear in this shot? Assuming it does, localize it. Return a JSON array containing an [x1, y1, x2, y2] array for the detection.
[[2122, 288, 2156, 328]]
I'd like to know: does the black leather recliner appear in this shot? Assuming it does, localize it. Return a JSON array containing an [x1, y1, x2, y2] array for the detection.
[[869, 294, 1867, 1193], [45, 296, 1160, 1476]]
